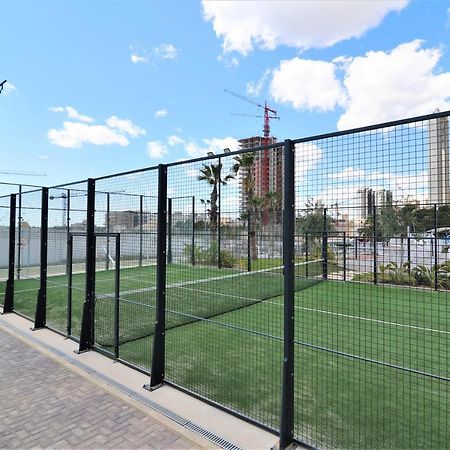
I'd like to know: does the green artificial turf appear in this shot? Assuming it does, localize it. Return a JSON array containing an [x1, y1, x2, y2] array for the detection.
[[1, 263, 448, 449]]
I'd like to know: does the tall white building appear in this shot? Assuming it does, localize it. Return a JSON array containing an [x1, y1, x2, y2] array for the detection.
[[429, 116, 450, 205], [357, 188, 393, 220]]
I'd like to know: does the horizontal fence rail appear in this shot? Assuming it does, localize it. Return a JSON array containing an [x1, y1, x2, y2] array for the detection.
[[1, 110, 450, 449]]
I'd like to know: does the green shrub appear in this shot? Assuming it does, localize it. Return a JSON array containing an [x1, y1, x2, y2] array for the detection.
[[183, 241, 236, 268]]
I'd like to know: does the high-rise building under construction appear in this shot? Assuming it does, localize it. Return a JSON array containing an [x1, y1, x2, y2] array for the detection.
[[238, 136, 283, 213]]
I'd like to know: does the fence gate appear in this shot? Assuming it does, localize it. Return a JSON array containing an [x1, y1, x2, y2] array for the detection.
[[68, 232, 120, 355]]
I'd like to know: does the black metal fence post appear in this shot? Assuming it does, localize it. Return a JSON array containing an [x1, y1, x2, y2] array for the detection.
[[278, 139, 295, 450], [78, 178, 96, 353], [114, 234, 121, 360], [373, 204, 378, 284], [17, 185, 22, 280], [106, 192, 110, 271], [247, 212, 251, 272], [355, 236, 358, 260], [218, 158, 222, 269], [66, 189, 71, 275], [343, 232, 347, 281], [146, 164, 167, 390], [322, 208, 328, 280], [167, 198, 172, 264], [67, 234, 73, 336], [3, 194, 16, 313], [34, 187, 49, 329], [434, 204, 438, 290], [191, 195, 195, 266], [139, 194, 143, 267]]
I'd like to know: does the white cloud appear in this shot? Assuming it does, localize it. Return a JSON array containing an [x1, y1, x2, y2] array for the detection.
[[185, 168, 198, 178], [154, 109, 168, 118], [295, 142, 323, 181], [167, 135, 185, 146], [48, 110, 145, 148], [217, 54, 239, 68], [267, 40, 450, 130], [337, 40, 450, 129], [270, 57, 345, 111], [330, 167, 366, 180], [2, 81, 17, 96], [105, 115, 146, 137], [202, 0, 408, 55], [154, 44, 178, 60], [147, 141, 168, 159], [315, 166, 429, 208], [49, 106, 94, 123], [185, 137, 240, 158], [48, 121, 129, 148], [130, 53, 149, 64], [294, 142, 323, 209], [246, 69, 271, 97]]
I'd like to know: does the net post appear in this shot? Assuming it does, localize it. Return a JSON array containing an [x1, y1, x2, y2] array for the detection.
[[167, 197, 173, 264], [343, 232, 347, 281], [277, 139, 295, 450], [145, 164, 167, 391], [407, 236, 411, 275], [34, 187, 49, 330], [3, 194, 16, 314], [373, 203, 377, 284], [106, 192, 110, 271], [67, 234, 73, 336], [17, 185, 22, 280], [322, 208, 328, 280], [78, 178, 96, 353], [114, 234, 121, 360], [247, 211, 251, 272], [305, 232, 309, 277], [434, 204, 438, 290], [355, 235, 358, 260], [139, 194, 143, 267], [191, 195, 195, 266]]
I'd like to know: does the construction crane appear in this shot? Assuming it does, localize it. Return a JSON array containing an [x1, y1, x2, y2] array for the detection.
[[225, 89, 280, 224], [0, 170, 47, 177], [0, 80, 7, 94]]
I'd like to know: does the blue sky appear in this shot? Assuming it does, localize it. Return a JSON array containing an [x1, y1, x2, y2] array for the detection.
[[1, 0, 450, 195]]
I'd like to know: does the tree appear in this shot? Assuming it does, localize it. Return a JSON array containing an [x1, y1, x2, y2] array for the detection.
[[197, 162, 234, 240], [296, 199, 334, 236], [358, 205, 402, 245], [296, 199, 335, 257], [232, 153, 260, 259], [264, 191, 283, 225]]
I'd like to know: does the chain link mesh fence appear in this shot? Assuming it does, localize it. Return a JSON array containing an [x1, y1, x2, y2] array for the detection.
[[1, 111, 449, 449]]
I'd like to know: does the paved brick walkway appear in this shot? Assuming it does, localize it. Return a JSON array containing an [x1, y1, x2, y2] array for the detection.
[[0, 327, 197, 449]]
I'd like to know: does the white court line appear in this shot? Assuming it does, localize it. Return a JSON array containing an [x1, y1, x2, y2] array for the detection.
[[173, 285, 450, 336], [288, 304, 450, 335], [104, 280, 450, 336], [116, 260, 323, 297]]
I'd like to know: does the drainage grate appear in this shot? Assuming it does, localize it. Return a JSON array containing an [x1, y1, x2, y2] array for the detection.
[[185, 422, 243, 450]]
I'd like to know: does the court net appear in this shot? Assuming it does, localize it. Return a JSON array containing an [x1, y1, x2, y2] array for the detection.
[[94, 259, 324, 347]]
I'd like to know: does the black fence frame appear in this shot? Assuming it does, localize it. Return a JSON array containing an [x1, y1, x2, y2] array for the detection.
[[2, 109, 450, 449]]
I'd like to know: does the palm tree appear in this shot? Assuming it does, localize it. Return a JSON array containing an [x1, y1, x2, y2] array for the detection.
[[197, 162, 234, 241], [265, 191, 282, 225], [264, 191, 282, 257], [232, 153, 260, 259]]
